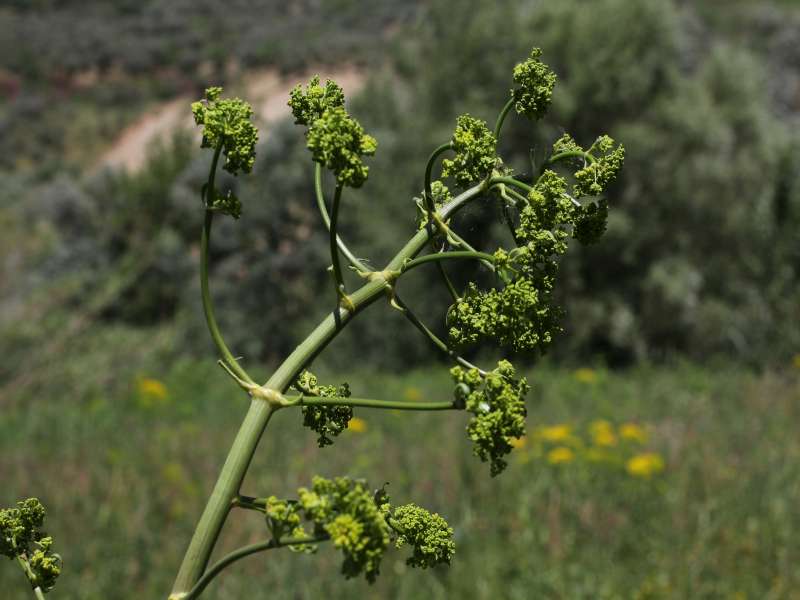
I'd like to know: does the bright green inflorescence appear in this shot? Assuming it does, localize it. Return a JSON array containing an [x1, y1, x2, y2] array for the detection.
[[288, 75, 345, 126], [451, 361, 528, 476], [306, 106, 377, 188], [295, 370, 353, 447], [511, 48, 557, 120], [568, 134, 626, 198], [1, 498, 61, 593], [390, 504, 455, 569], [290, 76, 377, 188], [261, 477, 456, 582], [191, 87, 258, 176], [441, 115, 497, 187]]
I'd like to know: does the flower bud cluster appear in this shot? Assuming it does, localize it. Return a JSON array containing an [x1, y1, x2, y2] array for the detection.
[[262, 476, 455, 582], [191, 87, 258, 176], [1, 498, 61, 593], [511, 48, 557, 120], [295, 370, 353, 447], [450, 361, 529, 476], [441, 115, 497, 187], [289, 77, 377, 188]]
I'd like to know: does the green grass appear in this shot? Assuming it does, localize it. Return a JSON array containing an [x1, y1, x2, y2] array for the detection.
[[2, 355, 799, 599]]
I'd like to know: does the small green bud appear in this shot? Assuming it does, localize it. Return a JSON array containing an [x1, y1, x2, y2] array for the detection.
[[191, 87, 259, 175], [441, 114, 497, 187], [511, 48, 557, 121]]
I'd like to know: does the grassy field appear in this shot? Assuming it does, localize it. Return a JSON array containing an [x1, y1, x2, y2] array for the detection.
[[2, 352, 799, 599]]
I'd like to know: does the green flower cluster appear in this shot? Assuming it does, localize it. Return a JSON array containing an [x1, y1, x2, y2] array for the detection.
[[390, 504, 455, 569], [574, 135, 625, 197], [448, 278, 560, 354], [451, 361, 529, 476], [206, 188, 242, 219], [511, 48, 557, 120], [191, 87, 258, 175], [441, 115, 497, 187], [295, 370, 353, 447], [288, 76, 345, 126], [306, 106, 377, 188], [1, 498, 61, 593], [289, 76, 377, 188], [262, 476, 455, 582]]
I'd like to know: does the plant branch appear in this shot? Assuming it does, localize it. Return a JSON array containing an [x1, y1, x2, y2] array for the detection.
[[294, 395, 456, 411], [200, 146, 254, 385], [423, 142, 459, 302], [315, 164, 368, 272], [400, 250, 496, 274], [170, 181, 486, 599], [183, 535, 329, 600], [489, 175, 532, 194], [392, 293, 487, 376], [494, 96, 515, 139], [329, 184, 349, 305]]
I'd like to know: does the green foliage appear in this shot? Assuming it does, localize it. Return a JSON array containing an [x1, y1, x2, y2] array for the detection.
[[511, 48, 557, 120], [191, 87, 259, 175], [295, 370, 353, 447], [305, 105, 377, 188], [0, 498, 61, 594], [451, 361, 529, 476], [441, 114, 497, 187]]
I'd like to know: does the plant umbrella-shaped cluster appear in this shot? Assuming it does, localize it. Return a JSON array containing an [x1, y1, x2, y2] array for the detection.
[[162, 47, 624, 600]]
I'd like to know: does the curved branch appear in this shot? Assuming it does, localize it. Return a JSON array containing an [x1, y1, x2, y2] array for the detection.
[[315, 164, 368, 272], [200, 147, 255, 386], [400, 250, 496, 274], [184, 535, 329, 600], [494, 96, 515, 139]]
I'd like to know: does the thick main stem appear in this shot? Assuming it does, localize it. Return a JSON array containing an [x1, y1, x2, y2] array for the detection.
[[169, 182, 485, 599]]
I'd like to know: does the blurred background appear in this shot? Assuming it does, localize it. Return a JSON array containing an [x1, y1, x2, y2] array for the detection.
[[1, 0, 799, 597]]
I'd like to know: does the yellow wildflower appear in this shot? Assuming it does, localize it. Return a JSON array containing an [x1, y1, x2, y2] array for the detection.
[[590, 419, 617, 447], [626, 452, 665, 478], [403, 387, 422, 402], [547, 446, 574, 464], [619, 422, 648, 444], [138, 377, 167, 400], [509, 436, 527, 449], [347, 417, 367, 433], [574, 368, 597, 384], [793, 354, 800, 369], [536, 424, 572, 442]]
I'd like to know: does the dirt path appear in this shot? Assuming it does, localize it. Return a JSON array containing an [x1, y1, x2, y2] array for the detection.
[[98, 66, 365, 173]]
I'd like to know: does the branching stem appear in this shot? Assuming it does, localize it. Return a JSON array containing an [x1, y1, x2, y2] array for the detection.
[[494, 96, 515, 139], [315, 164, 368, 272], [183, 535, 329, 600]]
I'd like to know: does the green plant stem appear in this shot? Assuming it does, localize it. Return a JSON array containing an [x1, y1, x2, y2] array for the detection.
[[489, 175, 532, 194], [315, 164, 368, 272], [201, 210, 254, 385], [494, 96, 515, 139], [295, 395, 456, 411], [183, 535, 329, 600], [392, 293, 487, 375], [199, 145, 254, 385], [329, 184, 349, 303], [170, 181, 486, 599], [33, 588, 45, 600], [401, 250, 496, 274], [504, 186, 528, 206], [547, 150, 595, 166], [423, 142, 459, 301]]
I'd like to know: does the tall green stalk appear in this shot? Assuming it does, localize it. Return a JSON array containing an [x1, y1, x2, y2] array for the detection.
[[169, 182, 486, 598]]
